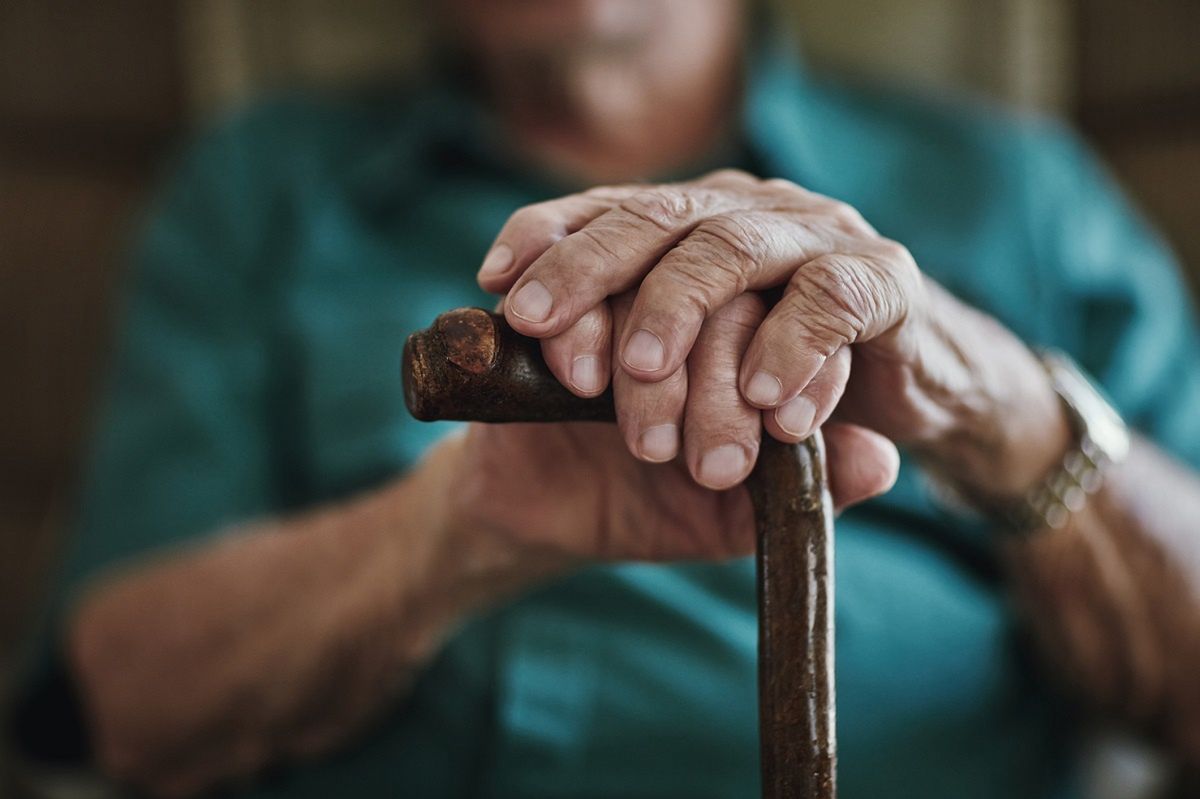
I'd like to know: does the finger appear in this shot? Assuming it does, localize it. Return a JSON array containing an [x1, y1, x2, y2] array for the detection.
[[762, 345, 851, 443], [703, 172, 878, 238], [696, 168, 762, 190], [503, 183, 747, 336], [821, 422, 900, 512], [477, 189, 634, 293], [611, 292, 685, 462], [616, 367, 688, 463], [540, 302, 613, 397], [614, 209, 845, 381], [740, 245, 920, 407], [683, 293, 767, 489]]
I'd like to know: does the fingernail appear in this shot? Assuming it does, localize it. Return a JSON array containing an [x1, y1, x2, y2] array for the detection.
[[570, 356, 602, 393], [776, 395, 817, 437], [509, 280, 553, 323], [639, 424, 678, 462], [479, 243, 513, 276], [622, 329, 665, 372], [745, 371, 783, 406], [699, 444, 748, 487]]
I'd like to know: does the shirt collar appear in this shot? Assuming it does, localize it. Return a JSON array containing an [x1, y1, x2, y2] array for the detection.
[[349, 32, 830, 212]]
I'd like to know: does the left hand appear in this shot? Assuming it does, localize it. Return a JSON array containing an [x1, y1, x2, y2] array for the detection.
[[477, 170, 1067, 499]]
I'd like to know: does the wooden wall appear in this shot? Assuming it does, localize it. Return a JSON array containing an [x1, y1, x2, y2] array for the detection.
[[1076, 0, 1200, 295], [0, 1, 184, 660]]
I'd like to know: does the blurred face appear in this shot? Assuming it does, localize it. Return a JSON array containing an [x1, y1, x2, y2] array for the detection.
[[446, 0, 741, 55], [444, 0, 744, 173]]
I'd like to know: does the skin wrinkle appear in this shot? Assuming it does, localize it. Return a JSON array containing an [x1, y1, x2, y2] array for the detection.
[[682, 295, 765, 487], [693, 212, 772, 284], [798, 255, 874, 340], [621, 186, 703, 232], [636, 269, 718, 341], [665, 232, 756, 306]]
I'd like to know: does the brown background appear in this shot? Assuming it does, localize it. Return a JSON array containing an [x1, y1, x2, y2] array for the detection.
[[1, 0, 1198, 692]]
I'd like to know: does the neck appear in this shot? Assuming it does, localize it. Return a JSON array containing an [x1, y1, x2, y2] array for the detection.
[[483, 26, 745, 185], [501, 65, 741, 185]]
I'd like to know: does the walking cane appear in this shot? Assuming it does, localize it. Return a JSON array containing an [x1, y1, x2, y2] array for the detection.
[[403, 307, 836, 799]]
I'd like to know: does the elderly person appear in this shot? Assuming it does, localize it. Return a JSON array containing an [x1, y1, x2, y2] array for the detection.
[[10, 1, 1200, 797]]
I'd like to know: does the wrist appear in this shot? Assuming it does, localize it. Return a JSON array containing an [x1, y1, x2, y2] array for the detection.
[[929, 386, 1071, 505], [381, 435, 569, 648], [318, 440, 469, 668], [913, 295, 1072, 503]]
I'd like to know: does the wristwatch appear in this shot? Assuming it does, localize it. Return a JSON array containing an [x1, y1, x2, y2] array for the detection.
[[928, 350, 1131, 533], [1013, 350, 1131, 531]]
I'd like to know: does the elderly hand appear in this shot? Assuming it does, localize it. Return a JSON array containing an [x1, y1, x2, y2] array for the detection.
[[478, 170, 1069, 500]]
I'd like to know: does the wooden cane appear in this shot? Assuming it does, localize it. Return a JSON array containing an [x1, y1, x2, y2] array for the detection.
[[403, 308, 836, 799]]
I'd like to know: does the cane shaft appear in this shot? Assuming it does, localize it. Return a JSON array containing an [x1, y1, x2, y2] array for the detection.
[[752, 436, 836, 799]]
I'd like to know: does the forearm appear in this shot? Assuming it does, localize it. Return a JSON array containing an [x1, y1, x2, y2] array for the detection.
[[66, 436, 518, 795], [910, 285, 1200, 761], [1004, 440, 1200, 763]]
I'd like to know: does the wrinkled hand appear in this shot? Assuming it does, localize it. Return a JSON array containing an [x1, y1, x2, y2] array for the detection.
[[439, 419, 896, 568], [476, 169, 1066, 500], [475, 169, 919, 491]]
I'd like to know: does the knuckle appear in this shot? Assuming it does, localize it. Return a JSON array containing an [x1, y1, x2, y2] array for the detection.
[[657, 216, 776, 316], [643, 377, 688, 420], [656, 260, 744, 322], [774, 300, 845, 356], [619, 186, 698, 232], [617, 374, 681, 430], [877, 237, 914, 265], [794, 254, 875, 344], [872, 239, 923, 297], [571, 304, 610, 344], [701, 168, 757, 185], [806, 352, 851, 399], [764, 177, 799, 191], [508, 202, 559, 234], [583, 183, 634, 201], [575, 224, 633, 263], [642, 266, 716, 323], [765, 176, 817, 202], [825, 200, 869, 232], [689, 214, 768, 280]]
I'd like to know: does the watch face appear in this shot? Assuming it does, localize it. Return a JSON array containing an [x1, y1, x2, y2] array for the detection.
[[1049, 353, 1131, 463]]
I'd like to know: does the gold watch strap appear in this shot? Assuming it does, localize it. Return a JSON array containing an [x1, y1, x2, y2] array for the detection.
[[1015, 350, 1130, 531]]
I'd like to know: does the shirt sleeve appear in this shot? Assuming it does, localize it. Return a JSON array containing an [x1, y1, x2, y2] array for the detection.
[[8, 111, 291, 767], [64, 117, 289, 592], [1027, 126, 1200, 471]]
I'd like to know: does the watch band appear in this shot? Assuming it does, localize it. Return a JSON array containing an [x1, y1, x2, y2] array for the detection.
[[1014, 350, 1130, 531], [1013, 424, 1117, 531]]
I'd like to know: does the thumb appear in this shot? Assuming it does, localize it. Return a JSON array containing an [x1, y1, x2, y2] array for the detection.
[[821, 422, 900, 513]]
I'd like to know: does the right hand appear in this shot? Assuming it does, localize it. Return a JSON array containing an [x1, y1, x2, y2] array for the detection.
[[435, 418, 900, 574], [424, 293, 900, 580]]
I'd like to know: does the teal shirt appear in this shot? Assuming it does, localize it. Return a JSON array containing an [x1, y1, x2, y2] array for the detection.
[[45, 47, 1200, 798]]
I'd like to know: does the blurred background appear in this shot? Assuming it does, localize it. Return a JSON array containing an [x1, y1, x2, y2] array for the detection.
[[0, 0, 1197, 788]]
